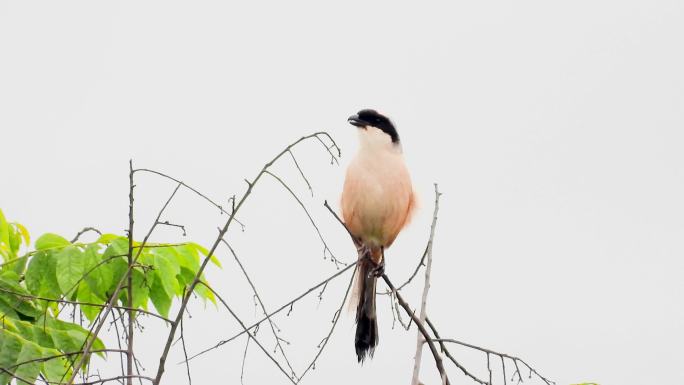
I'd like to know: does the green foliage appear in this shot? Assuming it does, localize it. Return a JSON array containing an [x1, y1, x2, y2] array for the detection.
[[0, 209, 32, 275], [0, 210, 220, 384]]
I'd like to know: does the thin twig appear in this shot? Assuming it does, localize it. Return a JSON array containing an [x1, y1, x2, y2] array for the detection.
[[295, 264, 357, 383], [287, 149, 313, 197], [323, 196, 451, 384], [127, 159, 135, 385], [134, 168, 247, 230], [240, 334, 250, 385], [2, 369, 153, 385], [153, 132, 340, 385], [429, 337, 554, 385], [180, 314, 192, 385], [182, 262, 356, 364], [66, 183, 182, 385], [0, 287, 171, 323], [198, 282, 297, 384], [7, 349, 126, 371], [502, 355, 507, 385], [71, 227, 103, 243], [411, 184, 441, 385], [265, 170, 345, 268], [112, 311, 127, 380], [157, 220, 186, 236], [488, 353, 493, 385], [384, 275, 451, 385], [425, 317, 488, 385], [222, 240, 297, 379]]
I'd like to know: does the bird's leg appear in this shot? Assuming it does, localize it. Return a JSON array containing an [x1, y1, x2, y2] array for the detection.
[[353, 236, 363, 251], [371, 246, 385, 277], [356, 240, 370, 261]]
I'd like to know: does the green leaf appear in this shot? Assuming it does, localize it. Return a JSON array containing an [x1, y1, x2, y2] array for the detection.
[[14, 341, 42, 384], [25, 250, 61, 301], [152, 252, 180, 297], [83, 244, 113, 298], [5, 223, 28, 276], [68, 329, 105, 354], [0, 209, 11, 262], [172, 245, 200, 272], [0, 297, 20, 319], [0, 322, 80, 383], [130, 269, 150, 310], [55, 246, 86, 295], [0, 271, 41, 319], [103, 238, 129, 295], [149, 274, 172, 317], [178, 267, 195, 287], [7, 225, 21, 256], [26, 324, 55, 350], [96, 233, 123, 244], [0, 329, 22, 385], [194, 280, 216, 305], [40, 317, 106, 357], [77, 282, 104, 322], [35, 233, 70, 251], [41, 348, 72, 383], [12, 223, 30, 247], [192, 243, 222, 268]]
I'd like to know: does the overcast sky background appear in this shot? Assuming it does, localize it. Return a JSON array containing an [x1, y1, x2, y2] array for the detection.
[[1, 1, 683, 385]]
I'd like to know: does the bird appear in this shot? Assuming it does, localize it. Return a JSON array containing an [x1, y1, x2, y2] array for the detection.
[[341, 109, 415, 362]]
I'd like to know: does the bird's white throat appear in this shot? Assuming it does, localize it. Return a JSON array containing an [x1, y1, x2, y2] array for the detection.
[[357, 127, 401, 154]]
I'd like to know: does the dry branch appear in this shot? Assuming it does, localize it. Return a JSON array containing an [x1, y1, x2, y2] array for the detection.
[[152, 132, 340, 385], [66, 182, 182, 385], [411, 184, 442, 385]]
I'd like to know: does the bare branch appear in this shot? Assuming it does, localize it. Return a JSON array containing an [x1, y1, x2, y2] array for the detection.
[[71, 227, 103, 243], [67, 182, 182, 385], [323, 196, 451, 384], [265, 170, 345, 268], [157, 220, 186, 236], [324, 182, 553, 385], [428, 336, 555, 385], [133, 168, 246, 231], [425, 318, 488, 385], [127, 159, 135, 385], [198, 282, 297, 384], [295, 264, 357, 383], [312, 133, 342, 165], [179, 314, 192, 385], [287, 149, 313, 197], [240, 334, 251, 385], [183, 262, 356, 364], [411, 184, 442, 385], [153, 132, 340, 384], [222, 240, 297, 379], [383, 275, 451, 385]]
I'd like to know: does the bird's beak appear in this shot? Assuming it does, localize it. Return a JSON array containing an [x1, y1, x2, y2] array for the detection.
[[348, 114, 367, 128]]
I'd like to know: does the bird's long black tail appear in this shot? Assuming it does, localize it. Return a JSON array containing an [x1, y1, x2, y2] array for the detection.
[[355, 257, 378, 362]]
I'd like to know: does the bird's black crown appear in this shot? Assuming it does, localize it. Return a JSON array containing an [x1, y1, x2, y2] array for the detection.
[[348, 109, 400, 143]]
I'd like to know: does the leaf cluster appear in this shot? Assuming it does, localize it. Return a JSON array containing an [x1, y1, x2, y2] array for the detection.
[[0, 209, 219, 384]]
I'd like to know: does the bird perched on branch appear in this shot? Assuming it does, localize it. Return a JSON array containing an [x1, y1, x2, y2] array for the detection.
[[341, 109, 415, 362]]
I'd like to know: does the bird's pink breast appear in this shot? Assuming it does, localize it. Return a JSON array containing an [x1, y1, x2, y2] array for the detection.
[[341, 149, 414, 248]]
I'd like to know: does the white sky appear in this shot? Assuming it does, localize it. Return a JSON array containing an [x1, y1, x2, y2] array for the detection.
[[1, 1, 683, 385]]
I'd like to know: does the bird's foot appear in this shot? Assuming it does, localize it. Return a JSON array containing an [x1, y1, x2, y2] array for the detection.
[[371, 258, 385, 277]]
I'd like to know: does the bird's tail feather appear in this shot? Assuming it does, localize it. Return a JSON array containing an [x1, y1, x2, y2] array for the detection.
[[354, 255, 378, 362]]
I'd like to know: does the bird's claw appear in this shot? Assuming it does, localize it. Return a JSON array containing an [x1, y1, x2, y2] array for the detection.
[[371, 259, 385, 277]]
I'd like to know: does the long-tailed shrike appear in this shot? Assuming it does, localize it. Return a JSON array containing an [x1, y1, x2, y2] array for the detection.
[[341, 109, 415, 362]]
